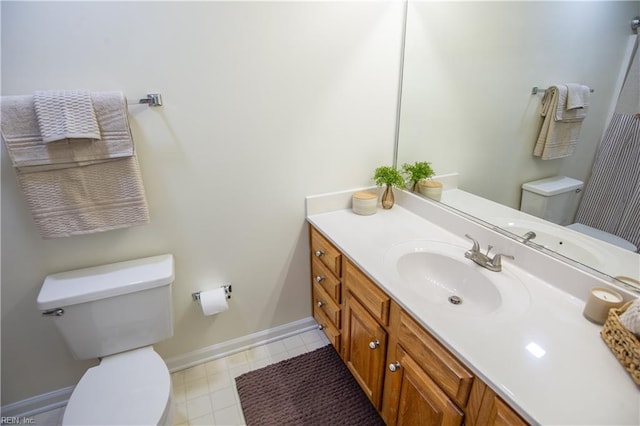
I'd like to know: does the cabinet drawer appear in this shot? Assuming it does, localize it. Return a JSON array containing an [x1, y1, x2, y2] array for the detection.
[[344, 259, 390, 326], [311, 257, 341, 304], [310, 227, 342, 278], [398, 311, 474, 408], [312, 282, 341, 329], [313, 305, 341, 353]]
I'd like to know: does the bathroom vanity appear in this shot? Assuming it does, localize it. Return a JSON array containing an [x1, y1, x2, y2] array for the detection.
[[306, 189, 639, 425]]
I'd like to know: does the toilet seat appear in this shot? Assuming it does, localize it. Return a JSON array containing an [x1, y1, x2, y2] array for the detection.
[[63, 346, 172, 426], [567, 223, 638, 252]]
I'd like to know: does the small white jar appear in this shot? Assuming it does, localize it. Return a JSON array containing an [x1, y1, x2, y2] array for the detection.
[[352, 191, 377, 215]]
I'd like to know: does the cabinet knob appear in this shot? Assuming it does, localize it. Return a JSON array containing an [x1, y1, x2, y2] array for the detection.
[[317, 301, 325, 308], [315, 275, 325, 283], [369, 339, 380, 350], [389, 362, 401, 372], [314, 250, 325, 258], [318, 324, 325, 331]]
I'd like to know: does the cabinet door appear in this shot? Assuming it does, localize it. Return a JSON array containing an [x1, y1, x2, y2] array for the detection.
[[389, 346, 463, 426], [475, 386, 529, 426], [343, 291, 387, 410]]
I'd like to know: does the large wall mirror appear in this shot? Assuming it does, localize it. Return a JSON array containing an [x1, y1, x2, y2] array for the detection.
[[396, 1, 639, 289]]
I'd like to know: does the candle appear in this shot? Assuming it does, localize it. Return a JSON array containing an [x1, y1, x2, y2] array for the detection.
[[583, 287, 624, 325]]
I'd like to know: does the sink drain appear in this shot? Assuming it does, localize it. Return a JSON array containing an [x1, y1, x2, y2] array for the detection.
[[448, 295, 463, 305]]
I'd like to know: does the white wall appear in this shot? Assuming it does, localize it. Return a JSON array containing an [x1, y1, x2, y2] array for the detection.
[[0, 1, 404, 405], [397, 1, 639, 209]]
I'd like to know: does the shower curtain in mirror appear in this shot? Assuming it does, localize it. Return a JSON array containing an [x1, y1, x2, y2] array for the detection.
[[575, 39, 640, 251]]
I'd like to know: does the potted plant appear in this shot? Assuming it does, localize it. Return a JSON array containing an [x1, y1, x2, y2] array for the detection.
[[401, 161, 435, 192], [373, 166, 405, 209], [402, 161, 443, 201]]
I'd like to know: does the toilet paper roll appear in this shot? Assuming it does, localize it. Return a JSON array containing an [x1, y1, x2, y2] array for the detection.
[[199, 288, 229, 316]]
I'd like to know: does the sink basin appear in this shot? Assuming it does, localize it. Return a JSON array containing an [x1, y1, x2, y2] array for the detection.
[[384, 240, 530, 316]]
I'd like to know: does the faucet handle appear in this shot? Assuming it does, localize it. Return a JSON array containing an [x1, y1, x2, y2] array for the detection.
[[490, 253, 515, 269], [464, 234, 480, 252]]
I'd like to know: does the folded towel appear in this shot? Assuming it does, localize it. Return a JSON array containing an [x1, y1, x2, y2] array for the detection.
[[533, 85, 587, 160], [566, 83, 591, 110], [1, 92, 133, 169], [543, 85, 587, 122], [16, 157, 150, 238], [34, 90, 101, 143], [1, 91, 150, 238], [619, 298, 640, 338]]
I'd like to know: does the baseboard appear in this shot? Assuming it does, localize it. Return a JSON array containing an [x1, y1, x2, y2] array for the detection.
[[0, 386, 73, 419], [164, 316, 317, 372], [1, 316, 317, 418]]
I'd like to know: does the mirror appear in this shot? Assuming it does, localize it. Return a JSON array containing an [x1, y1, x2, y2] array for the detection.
[[396, 1, 639, 287]]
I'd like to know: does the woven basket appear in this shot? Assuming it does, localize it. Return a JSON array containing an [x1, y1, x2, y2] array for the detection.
[[600, 301, 640, 385]]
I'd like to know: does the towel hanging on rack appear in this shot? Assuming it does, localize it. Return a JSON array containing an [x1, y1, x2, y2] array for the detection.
[[1, 91, 150, 238], [533, 84, 590, 160]]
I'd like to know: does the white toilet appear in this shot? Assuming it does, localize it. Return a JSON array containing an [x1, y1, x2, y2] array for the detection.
[[520, 176, 637, 251], [37, 254, 175, 426]]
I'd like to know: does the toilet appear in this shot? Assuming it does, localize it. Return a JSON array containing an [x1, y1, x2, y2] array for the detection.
[[36, 254, 175, 426], [520, 176, 637, 251]]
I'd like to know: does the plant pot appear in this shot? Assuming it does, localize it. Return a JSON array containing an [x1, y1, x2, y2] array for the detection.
[[418, 180, 443, 201], [381, 184, 395, 209]]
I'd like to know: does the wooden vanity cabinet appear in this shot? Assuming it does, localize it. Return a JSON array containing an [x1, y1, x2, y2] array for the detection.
[[382, 303, 469, 426], [307, 224, 529, 426], [310, 227, 342, 353], [386, 345, 464, 426], [343, 259, 391, 410], [465, 381, 528, 426]]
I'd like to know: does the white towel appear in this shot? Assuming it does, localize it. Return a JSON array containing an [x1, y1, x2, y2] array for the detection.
[[1, 91, 150, 238], [549, 85, 587, 122], [1, 93, 133, 169], [566, 83, 591, 111], [533, 84, 588, 160], [16, 157, 150, 239], [619, 298, 640, 338], [34, 90, 101, 143]]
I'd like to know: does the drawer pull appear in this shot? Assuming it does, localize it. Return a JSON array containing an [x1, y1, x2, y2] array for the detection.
[[315, 275, 325, 283], [369, 339, 380, 350], [318, 324, 326, 330], [317, 301, 325, 308], [389, 362, 401, 372], [315, 250, 325, 258]]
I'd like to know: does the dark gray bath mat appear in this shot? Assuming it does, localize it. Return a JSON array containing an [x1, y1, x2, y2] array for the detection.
[[235, 345, 385, 426]]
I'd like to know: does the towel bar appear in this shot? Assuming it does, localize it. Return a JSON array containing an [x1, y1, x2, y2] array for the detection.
[[532, 86, 594, 95], [127, 93, 163, 107]]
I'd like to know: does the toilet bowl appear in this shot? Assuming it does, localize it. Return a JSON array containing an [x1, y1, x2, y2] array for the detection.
[[37, 254, 175, 426], [63, 347, 173, 426], [566, 223, 638, 252]]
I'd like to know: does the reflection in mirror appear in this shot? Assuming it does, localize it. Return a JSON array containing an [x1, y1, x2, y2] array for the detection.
[[395, 1, 640, 289]]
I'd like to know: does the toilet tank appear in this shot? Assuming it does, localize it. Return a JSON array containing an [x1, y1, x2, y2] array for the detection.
[[37, 254, 174, 360], [520, 176, 583, 225]]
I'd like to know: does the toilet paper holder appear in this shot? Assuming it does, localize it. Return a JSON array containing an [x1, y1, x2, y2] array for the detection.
[[192, 285, 232, 302]]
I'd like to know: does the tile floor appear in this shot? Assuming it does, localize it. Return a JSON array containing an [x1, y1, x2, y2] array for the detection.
[[31, 328, 330, 426]]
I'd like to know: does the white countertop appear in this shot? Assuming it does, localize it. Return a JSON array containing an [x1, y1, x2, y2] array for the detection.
[[306, 189, 639, 425]]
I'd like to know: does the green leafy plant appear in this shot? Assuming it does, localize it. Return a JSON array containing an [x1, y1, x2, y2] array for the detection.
[[373, 166, 405, 188], [401, 161, 435, 191], [402, 161, 435, 183]]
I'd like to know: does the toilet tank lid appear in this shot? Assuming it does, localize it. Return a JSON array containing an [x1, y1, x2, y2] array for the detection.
[[521, 176, 583, 196], [37, 254, 174, 310]]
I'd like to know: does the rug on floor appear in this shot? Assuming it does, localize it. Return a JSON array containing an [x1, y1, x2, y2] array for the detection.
[[235, 345, 385, 426]]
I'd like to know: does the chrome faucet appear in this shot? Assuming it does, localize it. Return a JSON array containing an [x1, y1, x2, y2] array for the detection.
[[522, 231, 537, 243], [464, 234, 514, 272]]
